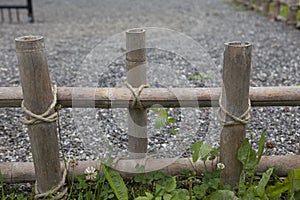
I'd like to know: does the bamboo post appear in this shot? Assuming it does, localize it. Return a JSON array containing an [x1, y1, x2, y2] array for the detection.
[[256, 0, 263, 11], [126, 28, 148, 158], [220, 42, 252, 186], [273, 0, 281, 19], [246, 0, 252, 7], [15, 36, 61, 193], [263, 0, 271, 14], [287, 0, 298, 24]]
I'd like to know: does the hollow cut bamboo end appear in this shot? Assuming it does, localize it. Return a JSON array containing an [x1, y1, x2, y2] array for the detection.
[[15, 36, 44, 52], [126, 28, 146, 62], [225, 41, 252, 48]]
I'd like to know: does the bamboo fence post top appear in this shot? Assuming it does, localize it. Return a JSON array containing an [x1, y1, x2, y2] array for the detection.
[[287, 0, 298, 24], [224, 41, 251, 46], [220, 41, 252, 186], [15, 36, 53, 114], [15, 36, 62, 195], [126, 28, 146, 63], [15, 36, 44, 51]]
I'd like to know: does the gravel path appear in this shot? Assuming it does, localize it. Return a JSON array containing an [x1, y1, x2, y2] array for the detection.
[[0, 0, 299, 163]]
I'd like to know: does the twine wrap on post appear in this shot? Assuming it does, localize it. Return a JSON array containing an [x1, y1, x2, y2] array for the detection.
[[34, 166, 68, 200], [22, 85, 58, 125], [125, 81, 149, 109], [21, 85, 68, 199], [218, 94, 251, 126]]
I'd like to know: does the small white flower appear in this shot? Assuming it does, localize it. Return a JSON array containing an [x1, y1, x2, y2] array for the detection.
[[217, 163, 225, 170], [84, 166, 97, 180]]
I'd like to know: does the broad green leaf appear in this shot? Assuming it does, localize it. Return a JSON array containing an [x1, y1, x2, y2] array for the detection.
[[170, 189, 190, 200], [265, 169, 300, 198], [241, 186, 260, 200], [134, 172, 153, 185], [145, 192, 154, 199], [151, 108, 169, 129], [204, 190, 237, 200], [155, 114, 167, 129], [190, 141, 213, 163], [193, 184, 209, 199], [208, 178, 221, 190], [238, 139, 257, 175], [154, 171, 172, 181], [158, 109, 168, 118], [199, 143, 213, 162], [155, 184, 164, 197], [163, 193, 172, 200], [134, 192, 154, 200], [191, 141, 203, 162], [257, 131, 266, 164], [266, 180, 289, 199], [288, 168, 300, 194], [153, 176, 176, 197], [135, 197, 150, 200], [256, 167, 274, 197], [102, 164, 128, 200], [164, 177, 177, 193]]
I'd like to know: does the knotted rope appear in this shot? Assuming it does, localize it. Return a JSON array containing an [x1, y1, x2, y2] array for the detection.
[[34, 164, 68, 200], [218, 93, 251, 126], [21, 85, 58, 125], [125, 81, 149, 109], [21, 85, 67, 199]]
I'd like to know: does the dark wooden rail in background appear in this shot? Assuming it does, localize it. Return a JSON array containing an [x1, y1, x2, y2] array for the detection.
[[0, 0, 34, 23]]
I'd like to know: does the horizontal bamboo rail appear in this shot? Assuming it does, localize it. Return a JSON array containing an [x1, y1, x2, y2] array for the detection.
[[0, 86, 299, 108], [1, 155, 300, 183]]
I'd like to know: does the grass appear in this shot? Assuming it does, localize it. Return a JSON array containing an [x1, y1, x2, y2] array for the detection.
[[231, 0, 300, 21], [268, 3, 300, 21], [2, 132, 300, 199]]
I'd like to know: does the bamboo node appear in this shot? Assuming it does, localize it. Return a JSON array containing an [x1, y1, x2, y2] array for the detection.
[[125, 81, 149, 109], [218, 94, 251, 126], [21, 85, 58, 125]]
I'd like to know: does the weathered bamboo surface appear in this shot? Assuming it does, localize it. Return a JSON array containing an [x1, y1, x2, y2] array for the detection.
[[0, 86, 299, 108], [1, 155, 300, 183], [126, 28, 148, 157], [15, 36, 61, 193], [219, 41, 252, 186]]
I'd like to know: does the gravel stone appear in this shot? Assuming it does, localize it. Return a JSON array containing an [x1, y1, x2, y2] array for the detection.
[[0, 0, 299, 165]]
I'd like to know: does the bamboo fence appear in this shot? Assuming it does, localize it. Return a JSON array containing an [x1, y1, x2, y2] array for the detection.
[[0, 29, 299, 192]]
